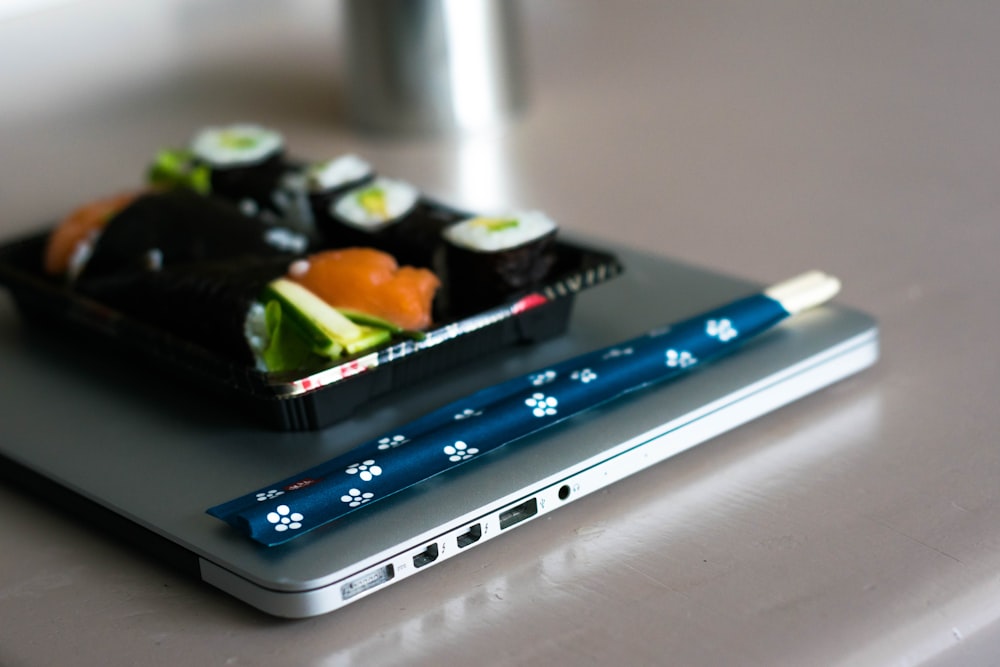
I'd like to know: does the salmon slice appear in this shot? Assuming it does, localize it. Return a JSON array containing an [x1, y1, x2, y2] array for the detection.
[[289, 247, 440, 330], [44, 191, 140, 276]]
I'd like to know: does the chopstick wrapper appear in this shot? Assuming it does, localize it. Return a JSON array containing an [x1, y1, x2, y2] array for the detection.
[[208, 293, 790, 546]]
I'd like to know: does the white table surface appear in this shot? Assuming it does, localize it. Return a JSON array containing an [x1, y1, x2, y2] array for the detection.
[[2, 1, 999, 665]]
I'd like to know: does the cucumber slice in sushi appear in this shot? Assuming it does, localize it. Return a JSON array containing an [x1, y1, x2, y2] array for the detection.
[[336, 308, 426, 341], [262, 278, 391, 360], [263, 278, 360, 354]]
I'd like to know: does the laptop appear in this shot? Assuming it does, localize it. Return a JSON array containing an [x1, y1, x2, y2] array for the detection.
[[0, 241, 877, 618]]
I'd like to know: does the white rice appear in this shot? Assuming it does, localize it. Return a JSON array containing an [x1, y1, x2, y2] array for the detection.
[[191, 123, 283, 167], [333, 177, 418, 231], [443, 211, 557, 252], [66, 228, 101, 281], [287, 259, 311, 278], [243, 301, 270, 371], [264, 227, 309, 253], [308, 154, 372, 192]]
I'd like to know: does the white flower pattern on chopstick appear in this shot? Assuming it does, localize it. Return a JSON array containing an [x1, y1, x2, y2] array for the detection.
[[341, 489, 374, 508], [267, 505, 303, 532], [377, 435, 409, 450], [706, 318, 738, 342], [444, 441, 479, 462], [530, 370, 557, 386], [345, 460, 382, 482], [525, 392, 558, 417], [665, 349, 697, 368]]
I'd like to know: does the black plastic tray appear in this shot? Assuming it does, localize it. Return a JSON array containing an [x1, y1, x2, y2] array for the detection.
[[0, 230, 621, 430]]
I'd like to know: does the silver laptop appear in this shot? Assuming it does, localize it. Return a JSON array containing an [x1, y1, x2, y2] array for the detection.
[[0, 242, 877, 618]]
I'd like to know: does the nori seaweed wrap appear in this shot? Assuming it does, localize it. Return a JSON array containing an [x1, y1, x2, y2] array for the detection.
[[65, 188, 309, 366], [75, 189, 307, 284], [78, 257, 291, 367]]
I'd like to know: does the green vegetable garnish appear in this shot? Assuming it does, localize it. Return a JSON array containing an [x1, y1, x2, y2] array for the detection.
[[187, 164, 212, 194], [473, 217, 520, 233], [218, 131, 260, 150], [356, 186, 389, 219], [258, 279, 396, 372], [147, 148, 212, 194], [338, 308, 427, 341], [264, 278, 359, 358], [261, 299, 320, 373]]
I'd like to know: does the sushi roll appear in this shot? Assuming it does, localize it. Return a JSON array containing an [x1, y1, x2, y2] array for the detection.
[[149, 123, 314, 232], [45, 184, 442, 373], [305, 154, 374, 234], [248, 248, 441, 372], [80, 256, 293, 367], [323, 177, 463, 267], [190, 123, 287, 211], [65, 189, 308, 285], [75, 247, 441, 373], [78, 251, 418, 373], [441, 211, 558, 312], [307, 154, 374, 196], [95, 248, 440, 374], [325, 176, 419, 255], [61, 209, 439, 372]]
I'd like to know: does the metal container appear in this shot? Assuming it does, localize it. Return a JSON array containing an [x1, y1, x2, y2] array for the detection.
[[341, 0, 527, 135]]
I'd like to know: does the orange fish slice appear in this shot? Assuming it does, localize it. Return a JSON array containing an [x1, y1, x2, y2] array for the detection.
[[290, 247, 440, 331], [44, 191, 141, 276]]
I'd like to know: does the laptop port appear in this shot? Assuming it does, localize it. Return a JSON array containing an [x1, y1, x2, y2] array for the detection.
[[499, 497, 538, 530], [456, 523, 483, 548], [412, 543, 439, 569], [341, 564, 394, 600]]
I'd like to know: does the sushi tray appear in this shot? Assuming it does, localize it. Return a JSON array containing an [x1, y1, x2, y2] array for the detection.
[[0, 124, 622, 430]]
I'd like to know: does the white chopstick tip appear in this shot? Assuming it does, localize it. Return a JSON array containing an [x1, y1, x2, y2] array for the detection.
[[764, 271, 841, 314]]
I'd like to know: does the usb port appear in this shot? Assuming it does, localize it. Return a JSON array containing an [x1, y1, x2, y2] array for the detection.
[[456, 523, 483, 548], [498, 498, 538, 530], [412, 543, 439, 569], [341, 564, 394, 600]]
